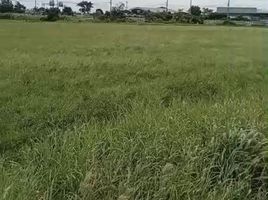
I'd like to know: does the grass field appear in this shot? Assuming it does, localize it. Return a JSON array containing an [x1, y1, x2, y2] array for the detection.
[[0, 21, 268, 200]]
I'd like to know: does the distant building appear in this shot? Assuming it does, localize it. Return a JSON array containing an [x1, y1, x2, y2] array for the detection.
[[216, 7, 259, 20], [216, 7, 268, 21], [217, 7, 257, 15], [217, 7, 256, 20], [130, 7, 176, 14]]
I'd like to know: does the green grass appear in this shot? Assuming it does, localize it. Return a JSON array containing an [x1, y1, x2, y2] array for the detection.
[[0, 21, 268, 200]]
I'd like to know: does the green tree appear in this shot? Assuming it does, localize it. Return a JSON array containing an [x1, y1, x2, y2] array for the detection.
[[77, 1, 93, 14], [0, 0, 13, 13], [202, 8, 213, 18], [37, 7, 46, 14], [14, 1, 26, 13], [95, 8, 104, 15], [62, 6, 73, 15], [189, 5, 201, 16], [109, 3, 127, 21], [117, 2, 125, 11], [93, 8, 104, 19]]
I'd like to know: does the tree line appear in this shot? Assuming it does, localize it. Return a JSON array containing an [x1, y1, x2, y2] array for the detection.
[[92, 3, 227, 24], [0, 0, 234, 23], [0, 0, 26, 13], [75, 2, 228, 23]]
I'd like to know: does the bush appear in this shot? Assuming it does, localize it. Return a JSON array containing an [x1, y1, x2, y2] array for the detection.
[[223, 20, 237, 26], [0, 12, 13, 19], [173, 12, 192, 23], [191, 15, 204, 24], [0, 13, 41, 21], [207, 13, 227, 20], [173, 12, 203, 24], [45, 8, 60, 22], [233, 15, 250, 21]]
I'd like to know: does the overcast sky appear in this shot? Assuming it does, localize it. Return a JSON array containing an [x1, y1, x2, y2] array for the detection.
[[20, 0, 268, 11]]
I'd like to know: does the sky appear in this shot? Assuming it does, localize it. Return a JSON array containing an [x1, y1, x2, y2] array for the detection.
[[19, 0, 268, 12]]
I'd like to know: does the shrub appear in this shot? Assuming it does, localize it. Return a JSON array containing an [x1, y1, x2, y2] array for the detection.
[[0, 12, 13, 19], [0, 13, 41, 21], [233, 15, 250, 21], [45, 8, 60, 22], [223, 20, 237, 26], [207, 13, 227, 20], [173, 12, 203, 24]]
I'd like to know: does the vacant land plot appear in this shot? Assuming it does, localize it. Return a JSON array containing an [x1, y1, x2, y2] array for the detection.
[[0, 21, 268, 200]]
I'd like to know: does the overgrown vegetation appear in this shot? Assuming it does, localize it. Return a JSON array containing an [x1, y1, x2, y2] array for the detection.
[[0, 22, 268, 200], [0, 0, 263, 26], [93, 5, 206, 24]]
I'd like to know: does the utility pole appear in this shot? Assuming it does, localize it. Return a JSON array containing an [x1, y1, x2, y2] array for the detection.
[[227, 0, 230, 20], [125, 1, 128, 10], [35, 0, 37, 9], [110, 0, 112, 12], [166, 0, 169, 12], [189, 0, 192, 13]]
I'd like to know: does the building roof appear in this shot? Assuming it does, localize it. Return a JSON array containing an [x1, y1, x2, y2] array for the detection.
[[217, 7, 257, 14]]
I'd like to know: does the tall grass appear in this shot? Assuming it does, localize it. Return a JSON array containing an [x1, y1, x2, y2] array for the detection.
[[0, 21, 267, 199]]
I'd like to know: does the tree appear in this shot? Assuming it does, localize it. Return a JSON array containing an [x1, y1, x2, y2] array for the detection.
[[117, 2, 125, 11], [62, 6, 73, 15], [189, 5, 201, 16], [77, 1, 93, 14], [37, 7, 46, 14], [93, 8, 104, 20], [93, 9, 104, 19], [109, 3, 128, 21], [14, 1, 26, 13], [95, 8, 104, 15], [202, 8, 213, 18], [0, 0, 13, 13]]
